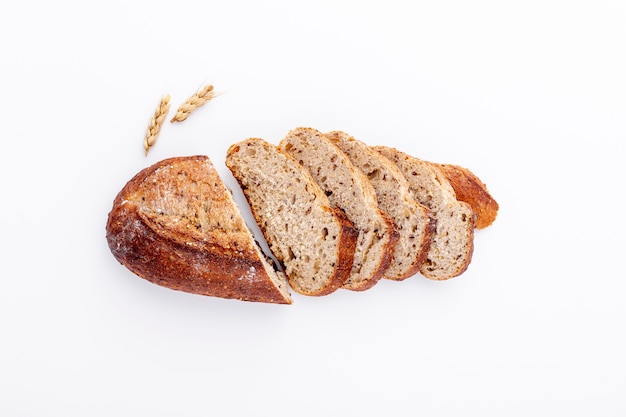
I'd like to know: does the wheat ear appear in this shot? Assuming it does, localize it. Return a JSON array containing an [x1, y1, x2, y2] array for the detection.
[[170, 84, 215, 123], [144, 94, 171, 156]]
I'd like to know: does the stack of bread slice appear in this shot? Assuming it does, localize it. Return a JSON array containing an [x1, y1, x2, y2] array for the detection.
[[106, 128, 498, 303], [279, 128, 399, 291], [225, 138, 358, 297], [225, 127, 498, 297]]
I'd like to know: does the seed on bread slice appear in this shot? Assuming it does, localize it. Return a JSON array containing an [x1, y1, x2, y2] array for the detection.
[[106, 155, 293, 304], [433, 163, 499, 229], [326, 131, 437, 280], [279, 127, 398, 291], [226, 138, 358, 296], [374, 146, 475, 280]]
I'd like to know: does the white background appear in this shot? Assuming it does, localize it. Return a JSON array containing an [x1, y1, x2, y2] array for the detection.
[[1, 1, 624, 416]]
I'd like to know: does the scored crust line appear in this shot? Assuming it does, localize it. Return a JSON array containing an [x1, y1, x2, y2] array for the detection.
[[144, 94, 171, 156], [170, 84, 216, 123]]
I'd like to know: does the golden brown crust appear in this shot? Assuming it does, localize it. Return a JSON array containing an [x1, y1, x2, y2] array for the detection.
[[436, 163, 499, 229], [106, 155, 292, 304]]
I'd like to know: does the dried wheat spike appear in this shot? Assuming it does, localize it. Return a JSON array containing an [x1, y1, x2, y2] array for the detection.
[[170, 84, 215, 123], [144, 94, 171, 156]]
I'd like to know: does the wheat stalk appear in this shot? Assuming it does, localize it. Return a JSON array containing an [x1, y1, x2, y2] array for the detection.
[[170, 84, 216, 123], [144, 94, 171, 156]]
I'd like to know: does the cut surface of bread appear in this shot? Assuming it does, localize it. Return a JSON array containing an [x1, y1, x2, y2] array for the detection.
[[434, 163, 499, 229], [374, 146, 475, 280], [225, 138, 358, 296], [106, 155, 293, 304], [279, 127, 398, 291], [326, 131, 437, 280]]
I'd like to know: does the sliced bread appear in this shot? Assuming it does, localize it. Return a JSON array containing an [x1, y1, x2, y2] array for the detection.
[[106, 155, 293, 304], [279, 127, 398, 291], [434, 163, 499, 229], [374, 146, 475, 280], [225, 138, 358, 296], [326, 131, 437, 280]]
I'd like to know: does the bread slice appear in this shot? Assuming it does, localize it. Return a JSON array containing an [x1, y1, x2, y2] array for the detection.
[[225, 138, 358, 296], [279, 127, 398, 291], [106, 155, 293, 304], [433, 163, 499, 229], [326, 131, 437, 280], [373, 146, 475, 280]]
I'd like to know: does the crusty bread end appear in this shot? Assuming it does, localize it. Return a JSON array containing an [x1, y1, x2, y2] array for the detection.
[[106, 155, 293, 304], [434, 163, 499, 229]]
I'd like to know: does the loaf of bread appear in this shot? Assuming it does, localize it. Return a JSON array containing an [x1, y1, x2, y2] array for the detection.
[[226, 138, 358, 296], [106, 155, 293, 304], [279, 127, 398, 291], [326, 131, 437, 281], [434, 163, 499, 229], [108, 125, 498, 302], [374, 146, 475, 280]]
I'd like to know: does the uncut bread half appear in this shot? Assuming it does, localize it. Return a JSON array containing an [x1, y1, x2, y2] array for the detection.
[[374, 146, 475, 280], [279, 127, 398, 291], [106, 155, 293, 304], [433, 163, 499, 229], [326, 131, 437, 281], [226, 138, 358, 296]]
